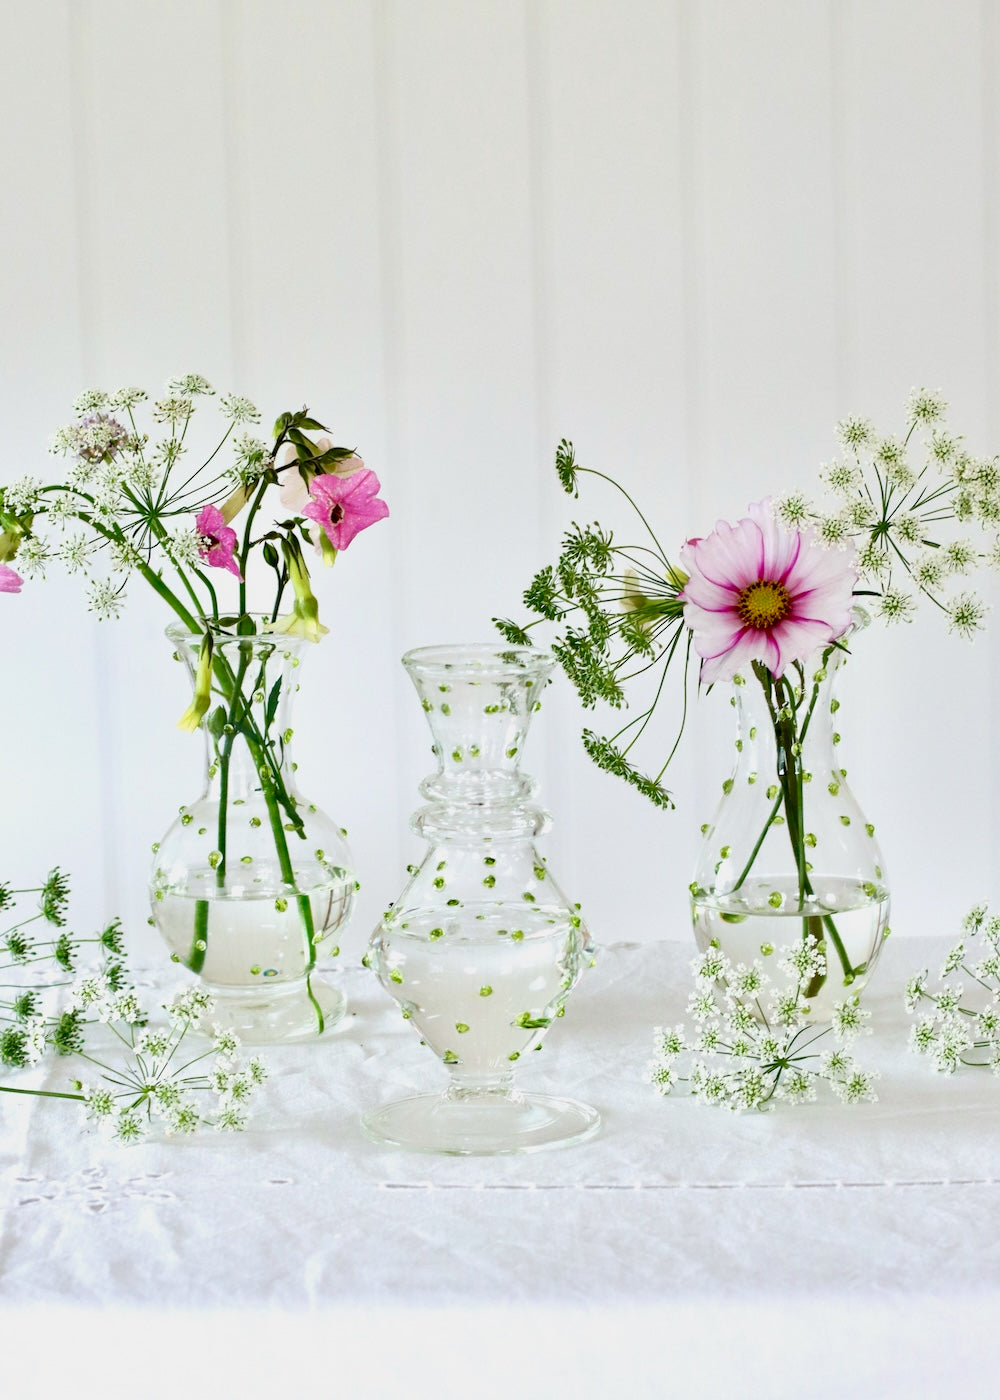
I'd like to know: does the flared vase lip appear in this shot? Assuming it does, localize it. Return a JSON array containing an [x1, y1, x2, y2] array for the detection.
[[165, 615, 314, 651], [402, 642, 556, 680]]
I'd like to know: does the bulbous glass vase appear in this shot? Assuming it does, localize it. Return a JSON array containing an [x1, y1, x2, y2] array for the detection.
[[690, 616, 890, 1013], [150, 623, 357, 1042], [362, 643, 600, 1155]]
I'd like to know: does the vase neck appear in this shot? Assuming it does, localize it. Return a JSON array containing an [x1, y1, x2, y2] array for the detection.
[[404, 644, 555, 807], [170, 629, 307, 798]]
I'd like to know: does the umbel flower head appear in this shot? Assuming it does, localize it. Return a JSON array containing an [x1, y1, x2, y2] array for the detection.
[[680, 500, 857, 684]]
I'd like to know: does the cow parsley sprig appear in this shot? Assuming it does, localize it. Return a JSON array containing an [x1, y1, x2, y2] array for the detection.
[[775, 389, 1000, 635], [644, 937, 879, 1110], [0, 870, 268, 1138], [905, 904, 1000, 1073]]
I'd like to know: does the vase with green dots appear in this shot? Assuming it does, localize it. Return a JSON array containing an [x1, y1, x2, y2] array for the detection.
[[362, 643, 599, 1155], [150, 621, 357, 1042], [690, 610, 890, 1013]]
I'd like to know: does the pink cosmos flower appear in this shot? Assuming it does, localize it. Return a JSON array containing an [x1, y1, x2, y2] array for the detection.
[[680, 500, 856, 684], [0, 563, 22, 594], [195, 503, 243, 580], [301, 468, 389, 552]]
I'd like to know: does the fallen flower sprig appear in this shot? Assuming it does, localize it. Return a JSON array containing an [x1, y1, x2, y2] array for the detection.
[[905, 904, 1000, 1073], [645, 937, 879, 1110], [0, 870, 267, 1140]]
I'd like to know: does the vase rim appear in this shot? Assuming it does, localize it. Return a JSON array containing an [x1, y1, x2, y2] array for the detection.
[[165, 615, 313, 650], [402, 642, 554, 679]]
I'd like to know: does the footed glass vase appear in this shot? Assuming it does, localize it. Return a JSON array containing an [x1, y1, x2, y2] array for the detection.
[[150, 622, 356, 1043], [690, 620, 890, 1013], [362, 644, 599, 1156]]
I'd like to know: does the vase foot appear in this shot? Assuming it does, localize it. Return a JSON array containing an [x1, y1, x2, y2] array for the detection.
[[360, 1089, 600, 1156], [197, 976, 346, 1045]]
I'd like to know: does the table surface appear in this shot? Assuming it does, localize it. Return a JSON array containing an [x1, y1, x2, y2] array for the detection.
[[3, 936, 1000, 1399]]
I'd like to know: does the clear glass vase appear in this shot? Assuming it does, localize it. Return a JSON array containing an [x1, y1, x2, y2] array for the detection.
[[150, 622, 357, 1043], [362, 643, 600, 1155], [690, 615, 890, 1013]]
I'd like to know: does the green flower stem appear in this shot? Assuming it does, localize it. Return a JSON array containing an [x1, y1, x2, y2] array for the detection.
[[0, 1085, 84, 1102]]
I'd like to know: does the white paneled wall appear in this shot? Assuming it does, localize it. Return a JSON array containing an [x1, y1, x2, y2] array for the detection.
[[0, 0, 997, 959]]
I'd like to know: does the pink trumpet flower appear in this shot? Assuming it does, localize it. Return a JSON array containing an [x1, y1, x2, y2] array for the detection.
[[680, 500, 857, 684], [0, 563, 23, 594], [277, 438, 365, 513], [195, 503, 243, 580], [301, 468, 389, 552]]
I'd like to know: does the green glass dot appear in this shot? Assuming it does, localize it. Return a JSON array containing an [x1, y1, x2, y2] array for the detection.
[[421, 697, 432, 712], [470, 744, 481, 757], [735, 738, 743, 752], [195, 939, 207, 952], [506, 747, 518, 759], [760, 942, 774, 956], [440, 703, 451, 716], [429, 927, 444, 940], [862, 882, 877, 899], [438, 683, 450, 693], [443, 1050, 458, 1065], [748, 772, 758, 785], [511, 930, 524, 941], [433, 877, 445, 889], [480, 986, 493, 997], [483, 856, 496, 866], [455, 1022, 469, 1034], [722, 778, 734, 795], [533, 865, 546, 880], [749, 726, 757, 740], [208, 851, 222, 869], [522, 892, 536, 903], [452, 749, 463, 762], [700, 823, 710, 835], [446, 898, 460, 907], [767, 891, 783, 908], [830, 698, 840, 713], [766, 785, 779, 800], [508, 1052, 520, 1061], [483, 875, 496, 888], [274, 898, 288, 912], [828, 781, 840, 796], [197, 827, 207, 836], [390, 969, 403, 984], [180, 812, 192, 827], [804, 832, 817, 848], [866, 823, 875, 838], [151, 842, 160, 854], [250, 963, 261, 975], [719, 845, 731, 859], [840, 814, 851, 827]]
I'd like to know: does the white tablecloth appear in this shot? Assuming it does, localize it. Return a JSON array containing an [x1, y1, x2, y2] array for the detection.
[[3, 938, 1000, 1399]]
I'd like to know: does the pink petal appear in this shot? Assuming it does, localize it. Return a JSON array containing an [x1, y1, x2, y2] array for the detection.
[[0, 563, 23, 594]]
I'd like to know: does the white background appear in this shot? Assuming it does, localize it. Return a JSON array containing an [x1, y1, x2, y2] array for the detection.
[[1, 0, 997, 961]]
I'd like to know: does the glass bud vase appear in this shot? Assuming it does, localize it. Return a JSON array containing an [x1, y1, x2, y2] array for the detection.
[[690, 616, 890, 1013], [150, 622, 357, 1043], [362, 644, 600, 1156]]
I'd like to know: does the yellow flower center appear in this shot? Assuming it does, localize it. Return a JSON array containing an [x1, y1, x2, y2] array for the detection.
[[737, 580, 791, 630]]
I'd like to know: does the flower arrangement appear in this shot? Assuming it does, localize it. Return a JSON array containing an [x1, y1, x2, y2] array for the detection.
[[496, 391, 998, 998], [905, 904, 1000, 1074], [0, 870, 266, 1141], [644, 937, 878, 1110], [0, 378, 388, 1031]]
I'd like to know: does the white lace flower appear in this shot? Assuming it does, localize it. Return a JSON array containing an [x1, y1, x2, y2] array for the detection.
[[877, 587, 915, 624], [3, 476, 42, 514], [73, 389, 109, 414], [219, 394, 260, 424], [836, 416, 874, 450], [109, 386, 148, 410], [948, 592, 988, 640], [87, 578, 126, 621], [773, 491, 812, 530], [907, 386, 947, 424], [16, 535, 50, 579], [167, 373, 214, 397]]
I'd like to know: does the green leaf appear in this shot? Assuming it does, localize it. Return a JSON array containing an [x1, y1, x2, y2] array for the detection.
[[308, 446, 358, 469], [206, 705, 227, 741], [273, 411, 293, 438], [265, 678, 282, 729], [296, 415, 329, 432]]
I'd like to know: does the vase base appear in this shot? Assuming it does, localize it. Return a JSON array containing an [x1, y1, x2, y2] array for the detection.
[[360, 1089, 601, 1156], [197, 976, 346, 1045]]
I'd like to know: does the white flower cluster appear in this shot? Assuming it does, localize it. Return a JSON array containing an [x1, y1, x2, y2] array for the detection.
[[644, 938, 878, 1111], [773, 389, 998, 637], [78, 985, 268, 1143], [906, 904, 1000, 1074]]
